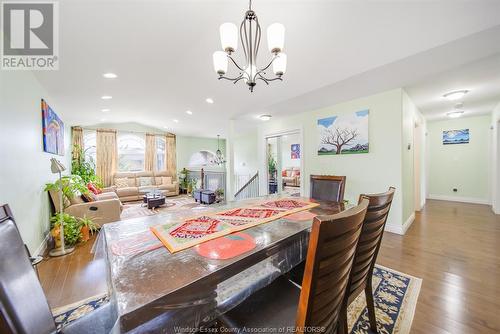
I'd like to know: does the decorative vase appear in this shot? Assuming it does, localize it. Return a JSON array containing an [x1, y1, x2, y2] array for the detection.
[[51, 226, 62, 248], [80, 225, 90, 243]]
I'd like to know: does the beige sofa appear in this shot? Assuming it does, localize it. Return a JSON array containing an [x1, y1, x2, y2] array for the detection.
[[49, 189, 123, 226], [282, 167, 301, 187], [111, 171, 179, 202]]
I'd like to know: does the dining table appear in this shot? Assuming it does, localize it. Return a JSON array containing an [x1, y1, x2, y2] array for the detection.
[[95, 194, 347, 333]]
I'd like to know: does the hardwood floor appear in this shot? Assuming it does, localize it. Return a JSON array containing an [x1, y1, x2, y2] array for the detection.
[[38, 200, 500, 333]]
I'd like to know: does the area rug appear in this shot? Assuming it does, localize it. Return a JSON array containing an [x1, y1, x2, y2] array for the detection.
[[120, 195, 201, 221], [150, 198, 319, 253], [52, 265, 421, 334]]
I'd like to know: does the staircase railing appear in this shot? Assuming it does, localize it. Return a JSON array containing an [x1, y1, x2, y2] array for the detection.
[[234, 172, 259, 200]]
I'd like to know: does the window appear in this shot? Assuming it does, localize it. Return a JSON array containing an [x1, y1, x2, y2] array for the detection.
[[83, 129, 97, 166], [156, 136, 166, 171], [118, 133, 145, 172]]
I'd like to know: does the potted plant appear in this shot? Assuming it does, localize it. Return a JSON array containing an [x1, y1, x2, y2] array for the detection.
[[178, 168, 189, 194], [78, 216, 99, 243], [187, 178, 198, 195], [50, 213, 82, 247], [71, 145, 103, 189], [215, 188, 224, 202], [44, 174, 89, 208]]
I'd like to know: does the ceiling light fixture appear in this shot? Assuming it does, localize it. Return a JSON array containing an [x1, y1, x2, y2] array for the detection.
[[102, 73, 118, 79], [259, 114, 272, 121], [173, 119, 179, 123], [213, 135, 226, 166], [212, 0, 286, 92], [101, 95, 112, 100], [446, 111, 464, 118], [206, 98, 214, 104], [101, 108, 110, 112], [443, 90, 469, 101], [186, 110, 193, 115]]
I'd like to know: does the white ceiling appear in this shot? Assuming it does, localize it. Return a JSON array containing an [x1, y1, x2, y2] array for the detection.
[[404, 54, 500, 121], [33, 0, 500, 137]]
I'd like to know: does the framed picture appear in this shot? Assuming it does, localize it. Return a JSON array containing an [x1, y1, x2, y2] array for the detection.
[[41, 99, 65, 155], [291, 144, 300, 159], [443, 129, 469, 145], [318, 110, 369, 155]]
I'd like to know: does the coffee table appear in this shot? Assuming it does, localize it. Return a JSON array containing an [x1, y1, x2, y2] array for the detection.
[[142, 193, 166, 209]]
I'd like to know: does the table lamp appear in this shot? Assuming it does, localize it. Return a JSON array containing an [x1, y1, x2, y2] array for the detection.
[[49, 158, 75, 257]]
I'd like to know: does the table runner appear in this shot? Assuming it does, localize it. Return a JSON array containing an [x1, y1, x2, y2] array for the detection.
[[150, 198, 319, 253]]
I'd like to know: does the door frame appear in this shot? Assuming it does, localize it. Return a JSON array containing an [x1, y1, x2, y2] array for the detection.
[[263, 127, 304, 196]]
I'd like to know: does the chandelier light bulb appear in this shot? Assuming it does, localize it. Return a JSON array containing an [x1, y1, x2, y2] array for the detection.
[[273, 53, 287, 76], [220, 23, 238, 53], [267, 23, 285, 53], [213, 51, 228, 75]]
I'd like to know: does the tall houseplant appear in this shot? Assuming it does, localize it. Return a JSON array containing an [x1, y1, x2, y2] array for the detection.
[[71, 145, 103, 188], [44, 175, 89, 207]]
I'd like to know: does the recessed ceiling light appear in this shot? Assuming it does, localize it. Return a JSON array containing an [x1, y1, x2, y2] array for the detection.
[[173, 119, 179, 123], [186, 110, 193, 115], [101, 95, 112, 100], [102, 73, 117, 79], [206, 98, 214, 104], [443, 90, 469, 101], [446, 110, 464, 118], [101, 108, 110, 112], [259, 114, 272, 121]]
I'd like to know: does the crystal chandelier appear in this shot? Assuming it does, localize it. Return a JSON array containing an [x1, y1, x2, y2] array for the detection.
[[212, 0, 287, 92]]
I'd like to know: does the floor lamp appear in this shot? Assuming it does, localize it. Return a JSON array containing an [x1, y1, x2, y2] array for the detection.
[[49, 158, 75, 257]]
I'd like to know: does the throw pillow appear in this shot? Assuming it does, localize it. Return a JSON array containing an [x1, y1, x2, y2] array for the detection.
[[282, 170, 287, 177], [115, 177, 129, 188], [138, 177, 153, 187], [161, 176, 172, 185], [87, 182, 102, 195]]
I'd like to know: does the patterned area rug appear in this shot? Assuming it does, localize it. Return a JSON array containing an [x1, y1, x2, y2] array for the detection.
[[120, 195, 201, 221], [52, 265, 421, 333]]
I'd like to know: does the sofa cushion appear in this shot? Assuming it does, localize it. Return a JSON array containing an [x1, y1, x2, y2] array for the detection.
[[155, 176, 172, 186], [115, 177, 135, 188], [138, 177, 153, 187], [159, 184, 176, 192], [69, 194, 85, 205], [116, 187, 139, 197], [95, 192, 119, 201]]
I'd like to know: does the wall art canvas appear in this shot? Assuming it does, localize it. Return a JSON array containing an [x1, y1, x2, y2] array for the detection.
[[42, 99, 65, 155], [443, 129, 469, 145], [318, 109, 369, 155], [291, 144, 300, 159]]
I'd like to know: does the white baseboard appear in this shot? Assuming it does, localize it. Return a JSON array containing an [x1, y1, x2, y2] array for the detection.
[[34, 233, 49, 256], [427, 194, 491, 205], [385, 212, 415, 235]]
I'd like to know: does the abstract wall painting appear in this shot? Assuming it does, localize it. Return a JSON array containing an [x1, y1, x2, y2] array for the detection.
[[317, 109, 369, 155], [443, 129, 469, 145], [41, 99, 65, 155], [291, 144, 300, 159]]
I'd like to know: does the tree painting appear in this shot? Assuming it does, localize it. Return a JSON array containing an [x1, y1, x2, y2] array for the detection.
[[317, 110, 369, 155]]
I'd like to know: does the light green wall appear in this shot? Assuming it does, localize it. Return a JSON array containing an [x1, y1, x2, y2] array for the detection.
[[233, 130, 258, 176], [0, 71, 72, 254], [256, 89, 406, 229], [427, 115, 491, 202], [176, 135, 226, 172]]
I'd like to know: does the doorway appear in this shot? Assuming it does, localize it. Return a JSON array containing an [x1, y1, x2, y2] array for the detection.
[[266, 131, 302, 196]]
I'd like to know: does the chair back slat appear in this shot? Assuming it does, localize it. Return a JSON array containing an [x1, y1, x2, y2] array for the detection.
[[310, 175, 346, 202], [346, 187, 395, 301], [295, 199, 369, 333], [0, 205, 56, 334]]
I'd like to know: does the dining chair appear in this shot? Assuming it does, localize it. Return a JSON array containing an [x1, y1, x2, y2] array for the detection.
[[0, 204, 116, 334], [218, 198, 369, 334], [310, 175, 346, 202], [339, 187, 396, 334]]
